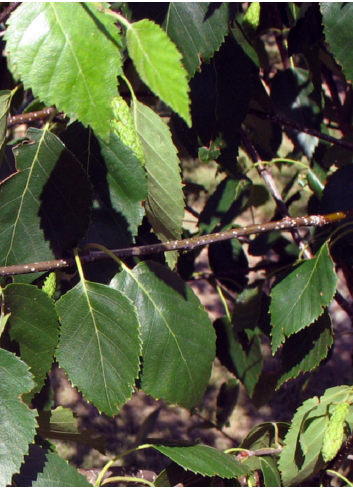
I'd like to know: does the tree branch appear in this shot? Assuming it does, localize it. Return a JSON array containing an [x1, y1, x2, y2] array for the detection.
[[0, 211, 351, 277], [0, 2, 20, 24], [240, 128, 313, 259], [248, 108, 353, 151], [7, 107, 66, 127]]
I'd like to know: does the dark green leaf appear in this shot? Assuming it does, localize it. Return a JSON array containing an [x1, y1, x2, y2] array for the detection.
[[110, 261, 215, 409], [216, 379, 240, 429], [5, 3, 123, 139], [98, 133, 147, 237], [209, 239, 249, 293], [321, 3, 353, 83], [127, 19, 190, 126], [4, 283, 59, 400], [0, 128, 92, 271], [152, 444, 250, 478], [260, 456, 282, 487], [215, 315, 263, 397], [61, 122, 147, 250], [14, 444, 91, 487], [33, 450, 90, 487], [271, 68, 321, 157], [198, 177, 251, 235], [277, 312, 334, 388], [241, 422, 289, 451], [164, 3, 229, 77], [270, 243, 337, 352], [0, 348, 37, 486], [56, 280, 141, 416], [133, 101, 184, 267]]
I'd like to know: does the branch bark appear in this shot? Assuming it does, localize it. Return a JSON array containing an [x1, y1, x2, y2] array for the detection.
[[248, 108, 353, 151], [0, 211, 351, 276]]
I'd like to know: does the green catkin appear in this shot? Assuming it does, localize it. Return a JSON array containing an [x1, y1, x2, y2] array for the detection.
[[110, 96, 145, 165], [322, 402, 350, 463], [42, 272, 56, 298]]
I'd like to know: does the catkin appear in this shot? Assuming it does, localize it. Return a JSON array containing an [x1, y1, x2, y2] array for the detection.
[[322, 402, 350, 463]]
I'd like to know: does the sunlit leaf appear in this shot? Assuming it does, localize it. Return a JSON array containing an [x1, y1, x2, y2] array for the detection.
[[127, 18, 190, 126], [5, 2, 122, 139]]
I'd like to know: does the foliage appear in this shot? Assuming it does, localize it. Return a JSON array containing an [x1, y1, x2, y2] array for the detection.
[[2, 2, 353, 486]]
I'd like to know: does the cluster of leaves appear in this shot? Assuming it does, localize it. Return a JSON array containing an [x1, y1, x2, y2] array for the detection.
[[2, 2, 353, 486]]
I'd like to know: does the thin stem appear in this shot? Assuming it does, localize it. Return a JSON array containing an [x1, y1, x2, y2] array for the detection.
[[240, 128, 313, 259], [216, 284, 232, 322], [95, 5, 131, 29], [225, 447, 282, 458], [194, 412, 238, 443], [249, 108, 353, 152], [8, 107, 66, 127], [0, 211, 351, 277], [102, 476, 154, 487], [325, 470, 353, 487], [95, 444, 152, 487]]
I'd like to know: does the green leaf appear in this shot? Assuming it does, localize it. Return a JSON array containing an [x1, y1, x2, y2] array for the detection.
[[37, 407, 105, 453], [277, 312, 334, 388], [97, 132, 148, 238], [0, 348, 37, 486], [321, 3, 353, 83], [260, 456, 282, 487], [110, 260, 215, 409], [126, 19, 190, 126], [33, 450, 90, 487], [14, 444, 91, 486], [215, 316, 263, 397], [243, 2, 261, 39], [0, 128, 92, 272], [56, 280, 141, 416], [209, 239, 249, 293], [270, 242, 337, 352], [133, 101, 184, 268], [4, 284, 59, 400], [164, 3, 229, 77], [278, 386, 353, 486], [5, 3, 123, 139], [271, 68, 321, 158], [241, 422, 289, 452], [152, 444, 250, 478], [216, 379, 240, 429], [198, 177, 251, 235], [61, 122, 147, 248]]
